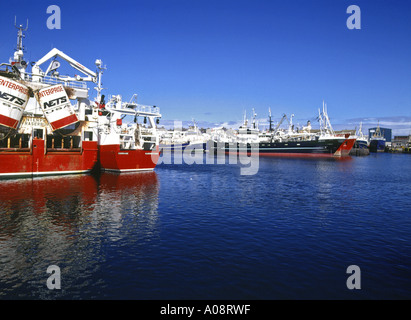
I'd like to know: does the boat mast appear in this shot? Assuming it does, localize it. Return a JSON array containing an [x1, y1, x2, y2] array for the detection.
[[318, 108, 323, 135], [320, 100, 334, 135], [288, 114, 294, 134], [242, 110, 248, 127], [252, 108, 257, 129], [325, 102, 334, 134], [12, 17, 29, 77], [358, 121, 363, 137], [268, 108, 273, 132], [94, 59, 106, 102], [14, 17, 28, 60]]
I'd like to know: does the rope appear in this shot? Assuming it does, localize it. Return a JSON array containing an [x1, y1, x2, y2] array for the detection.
[[0, 127, 14, 141]]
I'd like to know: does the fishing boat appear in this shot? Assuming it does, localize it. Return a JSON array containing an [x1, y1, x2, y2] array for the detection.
[[353, 122, 369, 149], [0, 22, 98, 178], [369, 122, 386, 153], [159, 120, 207, 153], [0, 21, 162, 178], [211, 102, 356, 157], [97, 93, 162, 172], [237, 109, 261, 143], [349, 122, 369, 156]]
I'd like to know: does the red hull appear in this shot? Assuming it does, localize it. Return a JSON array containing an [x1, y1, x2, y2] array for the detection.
[[334, 138, 356, 157], [0, 139, 98, 178], [99, 144, 160, 172]]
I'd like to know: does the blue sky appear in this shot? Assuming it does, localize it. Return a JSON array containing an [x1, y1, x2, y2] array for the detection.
[[1, 0, 411, 135]]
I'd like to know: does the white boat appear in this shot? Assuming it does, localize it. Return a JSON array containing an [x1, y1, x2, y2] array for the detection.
[[160, 120, 208, 152]]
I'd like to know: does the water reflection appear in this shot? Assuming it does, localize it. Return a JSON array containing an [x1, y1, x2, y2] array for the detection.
[[0, 172, 159, 299], [94, 172, 160, 242]]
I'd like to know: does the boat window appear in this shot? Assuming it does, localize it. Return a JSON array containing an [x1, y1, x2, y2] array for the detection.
[[34, 128, 43, 139], [84, 131, 93, 141]]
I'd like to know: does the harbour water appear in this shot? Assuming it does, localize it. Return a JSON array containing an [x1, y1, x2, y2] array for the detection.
[[0, 153, 410, 300]]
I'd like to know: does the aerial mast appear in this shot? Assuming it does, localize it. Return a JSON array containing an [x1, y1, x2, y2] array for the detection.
[[268, 108, 273, 132], [94, 59, 106, 102], [252, 108, 257, 129], [14, 17, 28, 59], [12, 17, 29, 76]]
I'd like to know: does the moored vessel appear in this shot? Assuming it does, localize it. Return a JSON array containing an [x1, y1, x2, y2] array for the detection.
[[159, 120, 208, 153], [0, 22, 98, 178], [369, 122, 386, 153], [1, 21, 162, 178], [350, 122, 369, 156], [97, 93, 162, 172], [211, 102, 356, 157]]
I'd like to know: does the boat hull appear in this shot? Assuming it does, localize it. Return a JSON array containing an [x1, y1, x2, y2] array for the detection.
[[159, 142, 190, 152], [212, 138, 356, 157], [99, 144, 160, 172], [159, 142, 206, 153], [350, 138, 370, 156], [354, 139, 368, 149], [0, 139, 98, 178], [369, 139, 386, 152]]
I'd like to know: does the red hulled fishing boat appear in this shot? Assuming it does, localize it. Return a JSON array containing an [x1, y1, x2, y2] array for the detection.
[[0, 21, 161, 178]]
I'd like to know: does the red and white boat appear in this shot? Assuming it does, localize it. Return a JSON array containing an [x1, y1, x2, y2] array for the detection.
[[0, 22, 161, 178], [97, 93, 161, 172], [0, 23, 100, 178]]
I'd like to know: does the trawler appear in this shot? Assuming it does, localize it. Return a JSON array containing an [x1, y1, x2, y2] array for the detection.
[[0, 22, 98, 178], [346, 122, 370, 156], [369, 121, 386, 153], [0, 21, 161, 178], [97, 93, 161, 172], [159, 120, 208, 153], [211, 102, 356, 157], [353, 122, 369, 150]]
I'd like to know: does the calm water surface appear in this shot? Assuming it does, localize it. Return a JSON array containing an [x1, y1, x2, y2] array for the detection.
[[0, 153, 410, 299]]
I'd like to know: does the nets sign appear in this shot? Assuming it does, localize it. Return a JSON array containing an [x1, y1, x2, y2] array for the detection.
[[0, 76, 30, 129], [37, 84, 78, 131]]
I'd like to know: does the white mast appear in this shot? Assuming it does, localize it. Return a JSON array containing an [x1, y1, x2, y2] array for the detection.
[[320, 100, 334, 136], [318, 107, 324, 135], [94, 59, 106, 102], [12, 17, 29, 76], [252, 108, 257, 129], [288, 114, 294, 134], [243, 110, 247, 127], [14, 17, 28, 59]]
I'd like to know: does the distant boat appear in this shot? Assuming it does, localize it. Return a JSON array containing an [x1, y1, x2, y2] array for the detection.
[[354, 122, 369, 149], [369, 122, 386, 152], [159, 120, 207, 153], [349, 122, 369, 156], [211, 102, 356, 157]]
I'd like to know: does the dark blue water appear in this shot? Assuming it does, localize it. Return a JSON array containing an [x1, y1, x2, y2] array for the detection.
[[0, 153, 410, 299]]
